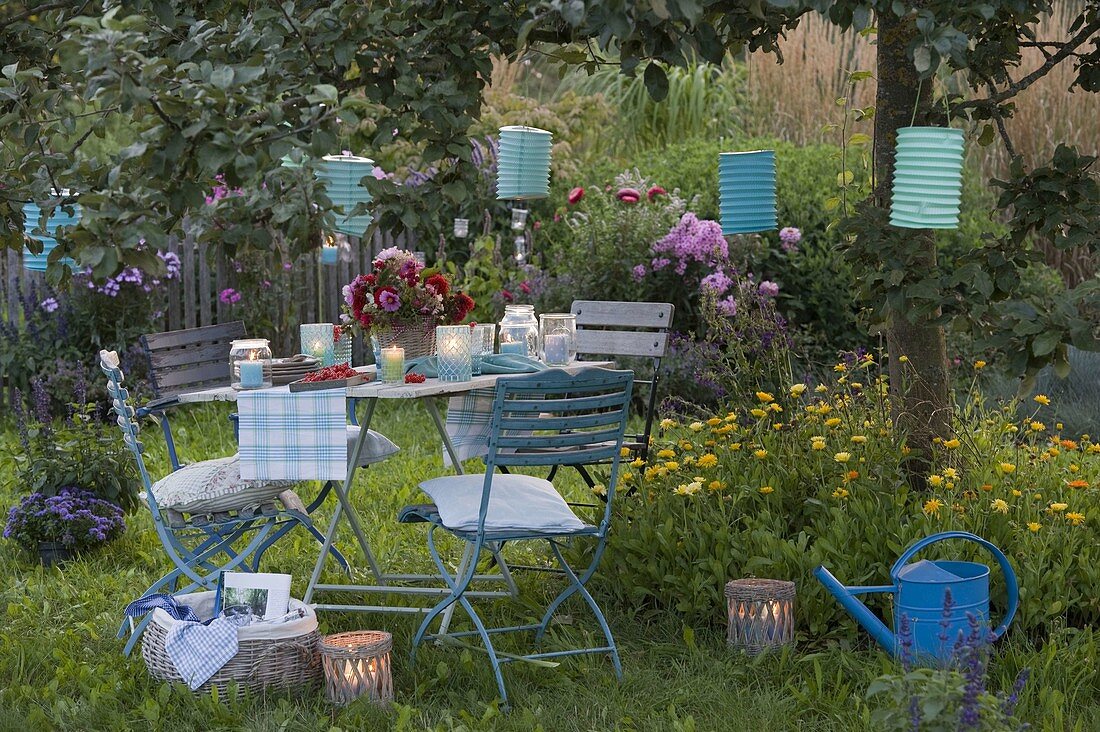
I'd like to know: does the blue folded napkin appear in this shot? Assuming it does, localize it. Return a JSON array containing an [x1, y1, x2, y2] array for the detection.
[[405, 353, 546, 378]]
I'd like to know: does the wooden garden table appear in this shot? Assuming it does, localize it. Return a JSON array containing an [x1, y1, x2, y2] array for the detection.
[[176, 361, 612, 618]]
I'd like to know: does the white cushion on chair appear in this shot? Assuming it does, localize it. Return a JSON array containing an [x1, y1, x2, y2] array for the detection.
[[418, 473, 587, 534], [346, 426, 400, 466], [151, 456, 293, 514]]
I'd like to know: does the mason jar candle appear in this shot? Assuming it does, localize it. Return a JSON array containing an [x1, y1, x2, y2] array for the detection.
[[539, 313, 576, 366], [230, 338, 273, 390]]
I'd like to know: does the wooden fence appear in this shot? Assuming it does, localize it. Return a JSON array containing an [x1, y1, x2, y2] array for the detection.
[[1, 229, 421, 404]]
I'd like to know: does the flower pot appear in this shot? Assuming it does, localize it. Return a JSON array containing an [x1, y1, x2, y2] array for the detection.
[[37, 541, 76, 566]]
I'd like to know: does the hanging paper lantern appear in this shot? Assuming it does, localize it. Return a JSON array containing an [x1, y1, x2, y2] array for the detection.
[[719, 150, 777, 235], [890, 127, 965, 229], [495, 126, 552, 201], [315, 154, 374, 238], [23, 201, 80, 272]]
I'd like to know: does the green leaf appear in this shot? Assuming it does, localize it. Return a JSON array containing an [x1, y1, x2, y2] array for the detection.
[[644, 62, 669, 102], [210, 66, 234, 89], [913, 46, 932, 74]]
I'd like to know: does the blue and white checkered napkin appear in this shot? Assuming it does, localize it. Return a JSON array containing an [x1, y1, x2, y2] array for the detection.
[[444, 389, 496, 468], [165, 614, 250, 690], [237, 387, 347, 481]]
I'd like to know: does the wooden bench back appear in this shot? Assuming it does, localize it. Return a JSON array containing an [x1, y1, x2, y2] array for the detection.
[[141, 321, 247, 397]]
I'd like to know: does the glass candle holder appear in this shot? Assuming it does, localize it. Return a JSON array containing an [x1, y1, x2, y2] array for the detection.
[[301, 323, 336, 366], [229, 338, 272, 390], [510, 208, 528, 231], [334, 326, 354, 366], [453, 218, 469, 238], [436, 325, 472, 382], [321, 631, 393, 707], [498, 304, 538, 357], [539, 313, 576, 366], [380, 345, 405, 383], [470, 324, 495, 376]]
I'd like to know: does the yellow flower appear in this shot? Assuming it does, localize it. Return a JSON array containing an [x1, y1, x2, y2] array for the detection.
[[664, 461, 680, 471], [1066, 512, 1085, 526], [943, 468, 958, 480], [659, 418, 676, 430], [708, 480, 725, 492], [1056, 422, 1064, 431], [1027, 522, 1041, 532], [656, 448, 676, 459], [759, 485, 774, 495], [999, 462, 1016, 474], [591, 483, 608, 497], [928, 475, 944, 488], [674, 481, 702, 496], [730, 442, 742, 450], [644, 467, 661, 482], [942, 438, 960, 449], [750, 408, 768, 419], [974, 360, 987, 369], [811, 436, 826, 451], [1029, 421, 1045, 432], [898, 355, 910, 363], [753, 449, 768, 459], [815, 384, 829, 393], [724, 412, 738, 422], [1088, 444, 1100, 454], [697, 453, 718, 469], [1048, 447, 1061, 457], [834, 363, 847, 372], [850, 435, 867, 444], [990, 499, 1009, 514], [832, 487, 849, 499], [790, 383, 807, 397], [769, 403, 783, 413], [630, 457, 646, 468], [1034, 394, 1051, 406], [824, 418, 842, 428], [902, 446, 911, 455], [834, 452, 851, 463], [772, 423, 784, 431], [620, 447, 632, 458], [682, 455, 695, 466], [817, 403, 833, 415], [923, 499, 943, 516], [679, 440, 695, 451], [1050, 502, 1068, 512], [621, 472, 634, 483], [1011, 489, 1022, 497], [715, 424, 734, 435], [689, 421, 704, 432], [756, 391, 775, 403]]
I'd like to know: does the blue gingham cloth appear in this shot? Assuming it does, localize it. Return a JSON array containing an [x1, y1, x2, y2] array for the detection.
[[238, 387, 347, 481], [165, 614, 251, 690], [124, 593, 200, 623]]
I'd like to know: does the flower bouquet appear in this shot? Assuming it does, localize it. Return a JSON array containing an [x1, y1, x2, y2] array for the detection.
[[342, 248, 474, 358], [4, 487, 126, 566]]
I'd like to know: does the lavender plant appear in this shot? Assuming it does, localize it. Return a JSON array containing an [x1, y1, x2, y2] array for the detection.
[[3, 487, 125, 554]]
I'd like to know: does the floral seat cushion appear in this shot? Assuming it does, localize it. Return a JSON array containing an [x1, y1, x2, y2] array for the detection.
[[151, 456, 294, 514]]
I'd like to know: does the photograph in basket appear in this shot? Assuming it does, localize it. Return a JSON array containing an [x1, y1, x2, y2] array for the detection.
[[216, 571, 291, 620]]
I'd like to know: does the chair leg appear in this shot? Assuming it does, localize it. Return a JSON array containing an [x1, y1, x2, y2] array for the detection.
[[537, 540, 621, 679]]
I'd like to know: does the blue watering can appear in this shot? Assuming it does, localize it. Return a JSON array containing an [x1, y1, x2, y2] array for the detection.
[[815, 531, 1019, 663]]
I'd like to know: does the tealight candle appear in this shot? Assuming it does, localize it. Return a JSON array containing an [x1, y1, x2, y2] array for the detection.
[[543, 333, 569, 365], [380, 346, 404, 383], [500, 340, 526, 355]]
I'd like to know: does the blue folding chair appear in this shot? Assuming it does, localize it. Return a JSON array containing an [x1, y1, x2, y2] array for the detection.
[[400, 367, 634, 706], [100, 350, 325, 655]]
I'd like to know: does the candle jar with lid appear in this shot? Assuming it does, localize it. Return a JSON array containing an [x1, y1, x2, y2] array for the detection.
[[539, 313, 576, 366], [498, 304, 538, 357], [230, 338, 273, 390]]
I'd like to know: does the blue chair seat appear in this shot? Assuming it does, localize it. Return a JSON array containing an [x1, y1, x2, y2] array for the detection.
[[416, 473, 589, 536], [397, 501, 600, 542]]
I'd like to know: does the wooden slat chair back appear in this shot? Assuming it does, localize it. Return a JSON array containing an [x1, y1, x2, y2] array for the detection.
[[569, 300, 674, 475], [141, 321, 247, 398]]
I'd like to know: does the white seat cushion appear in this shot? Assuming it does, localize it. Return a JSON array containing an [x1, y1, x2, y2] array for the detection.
[[152, 456, 293, 514], [418, 473, 587, 534], [346, 426, 400, 466]]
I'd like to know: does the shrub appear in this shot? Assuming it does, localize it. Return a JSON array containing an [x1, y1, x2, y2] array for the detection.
[[3, 487, 126, 554], [587, 341, 1100, 641]]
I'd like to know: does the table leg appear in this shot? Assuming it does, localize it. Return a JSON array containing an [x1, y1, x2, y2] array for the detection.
[[425, 397, 463, 475], [304, 491, 343, 605]]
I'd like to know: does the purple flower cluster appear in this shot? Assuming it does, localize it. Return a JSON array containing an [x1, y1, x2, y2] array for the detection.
[[79, 249, 182, 298], [3, 487, 125, 553], [779, 226, 802, 253], [650, 212, 729, 276], [40, 297, 59, 313], [219, 288, 242, 305]]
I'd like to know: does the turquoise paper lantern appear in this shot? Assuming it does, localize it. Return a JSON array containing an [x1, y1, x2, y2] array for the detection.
[[889, 127, 965, 229], [718, 150, 777, 235], [316, 154, 374, 238], [496, 125, 552, 200], [23, 201, 80, 272]]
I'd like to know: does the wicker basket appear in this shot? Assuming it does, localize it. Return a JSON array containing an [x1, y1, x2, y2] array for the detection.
[[725, 578, 795, 655], [371, 321, 436, 359], [320, 630, 394, 706], [141, 592, 322, 698]]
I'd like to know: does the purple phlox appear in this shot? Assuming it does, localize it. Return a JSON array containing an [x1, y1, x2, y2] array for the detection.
[[717, 296, 738, 316], [779, 226, 802, 253], [218, 288, 241, 305], [40, 297, 59, 313], [652, 213, 729, 275], [631, 264, 647, 282], [701, 270, 734, 295], [758, 280, 780, 298], [283, 261, 293, 271]]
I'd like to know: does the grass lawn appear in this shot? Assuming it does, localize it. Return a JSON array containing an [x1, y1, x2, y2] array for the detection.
[[2, 402, 1099, 730]]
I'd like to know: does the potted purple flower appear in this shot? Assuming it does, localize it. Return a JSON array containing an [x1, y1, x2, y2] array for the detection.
[[3, 487, 126, 566]]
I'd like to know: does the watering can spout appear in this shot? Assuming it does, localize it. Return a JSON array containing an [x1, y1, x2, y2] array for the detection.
[[813, 565, 897, 654]]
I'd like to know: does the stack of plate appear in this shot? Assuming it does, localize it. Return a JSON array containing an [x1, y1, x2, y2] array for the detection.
[[268, 356, 321, 385], [496, 126, 552, 201], [719, 150, 777, 235], [315, 154, 374, 238], [890, 127, 965, 229]]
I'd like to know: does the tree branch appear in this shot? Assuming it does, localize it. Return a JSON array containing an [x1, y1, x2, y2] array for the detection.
[[3, 0, 76, 24]]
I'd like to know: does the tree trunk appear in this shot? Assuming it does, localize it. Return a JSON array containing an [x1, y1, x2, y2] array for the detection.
[[874, 9, 952, 480]]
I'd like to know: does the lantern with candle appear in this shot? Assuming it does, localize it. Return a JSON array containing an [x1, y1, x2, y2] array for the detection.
[[436, 325, 472, 382], [23, 195, 81, 273], [724, 578, 795, 655], [496, 125, 552, 201], [320, 630, 393, 706], [300, 323, 335, 366], [229, 339, 273, 390], [538, 313, 576, 366], [498, 304, 538, 357], [379, 345, 405, 383]]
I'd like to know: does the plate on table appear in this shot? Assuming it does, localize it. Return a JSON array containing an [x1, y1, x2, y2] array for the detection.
[[268, 355, 321, 385]]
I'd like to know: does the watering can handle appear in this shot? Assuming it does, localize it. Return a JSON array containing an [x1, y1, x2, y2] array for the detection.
[[891, 531, 1019, 640]]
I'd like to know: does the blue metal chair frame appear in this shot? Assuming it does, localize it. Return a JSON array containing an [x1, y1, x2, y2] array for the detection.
[[100, 351, 322, 655], [404, 367, 634, 707]]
